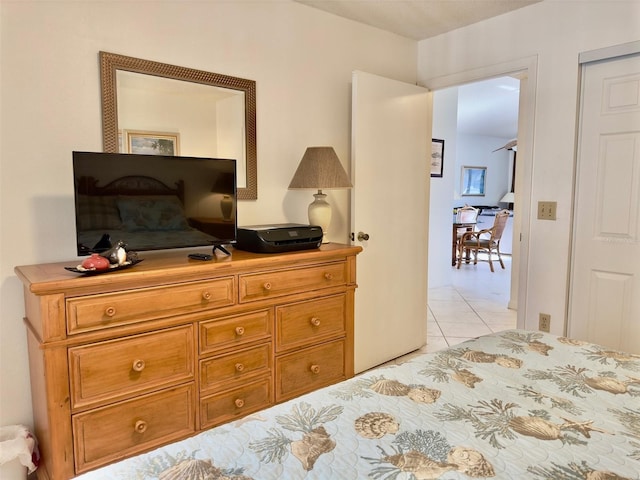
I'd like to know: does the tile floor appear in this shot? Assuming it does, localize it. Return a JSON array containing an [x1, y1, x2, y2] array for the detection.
[[383, 253, 517, 367], [428, 253, 517, 351]]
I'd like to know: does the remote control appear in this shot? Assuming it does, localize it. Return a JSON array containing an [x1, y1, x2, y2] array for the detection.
[[188, 253, 213, 261]]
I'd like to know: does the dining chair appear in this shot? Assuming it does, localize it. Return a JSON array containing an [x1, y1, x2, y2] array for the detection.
[[454, 205, 479, 263], [457, 209, 510, 272], [455, 205, 479, 236]]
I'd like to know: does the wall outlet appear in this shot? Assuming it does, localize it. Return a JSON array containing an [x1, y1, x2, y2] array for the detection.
[[537, 201, 557, 220], [539, 313, 551, 332]]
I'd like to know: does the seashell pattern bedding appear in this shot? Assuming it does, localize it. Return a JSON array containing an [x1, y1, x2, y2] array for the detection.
[[74, 330, 640, 479]]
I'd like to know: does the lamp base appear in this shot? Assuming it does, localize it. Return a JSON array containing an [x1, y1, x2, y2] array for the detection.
[[308, 190, 331, 243], [220, 195, 233, 221]]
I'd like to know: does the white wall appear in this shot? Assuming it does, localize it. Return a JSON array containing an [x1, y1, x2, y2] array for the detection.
[[0, 1, 416, 433], [428, 87, 458, 288], [418, 0, 640, 334], [454, 134, 511, 207]]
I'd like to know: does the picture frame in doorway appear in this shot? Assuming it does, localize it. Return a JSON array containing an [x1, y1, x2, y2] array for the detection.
[[125, 130, 180, 156], [430, 139, 444, 177], [461, 166, 487, 196]]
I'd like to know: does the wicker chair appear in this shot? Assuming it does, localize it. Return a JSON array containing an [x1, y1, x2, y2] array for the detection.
[[457, 209, 510, 272]]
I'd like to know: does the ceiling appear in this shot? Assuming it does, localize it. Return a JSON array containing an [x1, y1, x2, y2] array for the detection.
[[295, 0, 530, 139], [457, 76, 520, 138], [294, 0, 541, 41]]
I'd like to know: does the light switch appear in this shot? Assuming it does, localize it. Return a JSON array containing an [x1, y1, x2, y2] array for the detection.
[[537, 201, 557, 220]]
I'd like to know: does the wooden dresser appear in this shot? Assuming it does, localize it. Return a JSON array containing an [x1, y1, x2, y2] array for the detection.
[[15, 244, 361, 479]]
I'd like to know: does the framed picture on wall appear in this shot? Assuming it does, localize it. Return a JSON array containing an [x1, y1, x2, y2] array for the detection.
[[461, 166, 487, 196], [125, 130, 180, 156], [430, 139, 444, 177]]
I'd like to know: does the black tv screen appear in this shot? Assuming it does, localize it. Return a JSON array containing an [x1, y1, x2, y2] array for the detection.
[[72, 151, 237, 255]]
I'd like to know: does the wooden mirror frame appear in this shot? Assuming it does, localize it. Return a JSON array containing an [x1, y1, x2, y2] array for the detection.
[[99, 51, 257, 200]]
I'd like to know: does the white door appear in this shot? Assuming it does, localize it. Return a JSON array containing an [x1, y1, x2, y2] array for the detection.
[[568, 53, 640, 354], [351, 71, 432, 373]]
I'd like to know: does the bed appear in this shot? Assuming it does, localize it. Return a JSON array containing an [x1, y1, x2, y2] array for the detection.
[[73, 329, 640, 479], [75, 175, 222, 253]]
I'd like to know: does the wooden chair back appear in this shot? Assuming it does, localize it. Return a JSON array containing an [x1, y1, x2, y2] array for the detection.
[[490, 210, 510, 242], [455, 205, 478, 224]]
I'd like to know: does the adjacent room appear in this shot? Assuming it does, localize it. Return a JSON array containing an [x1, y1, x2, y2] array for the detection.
[[1, 1, 638, 478], [428, 76, 521, 350]]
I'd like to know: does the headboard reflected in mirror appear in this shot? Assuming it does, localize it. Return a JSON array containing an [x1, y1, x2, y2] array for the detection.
[[99, 51, 257, 200]]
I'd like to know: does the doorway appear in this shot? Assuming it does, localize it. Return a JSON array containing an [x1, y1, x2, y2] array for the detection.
[[428, 77, 519, 349], [425, 56, 537, 351]]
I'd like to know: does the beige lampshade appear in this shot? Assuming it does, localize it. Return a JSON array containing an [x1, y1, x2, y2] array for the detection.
[[288, 147, 352, 243], [288, 147, 352, 190], [500, 191, 515, 203]]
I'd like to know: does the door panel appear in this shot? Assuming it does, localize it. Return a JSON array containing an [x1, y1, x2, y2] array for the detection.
[[351, 71, 432, 372], [569, 54, 640, 353]]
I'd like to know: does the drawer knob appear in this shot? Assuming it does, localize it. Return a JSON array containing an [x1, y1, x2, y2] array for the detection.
[[234, 398, 245, 408], [235, 363, 245, 372], [132, 359, 146, 372], [310, 364, 321, 374], [134, 420, 148, 434], [310, 317, 321, 327], [104, 306, 117, 317], [324, 273, 333, 280], [263, 282, 272, 290], [235, 326, 245, 336], [202, 291, 212, 300]]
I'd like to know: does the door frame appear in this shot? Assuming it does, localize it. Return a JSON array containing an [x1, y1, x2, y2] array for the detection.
[[423, 55, 538, 328]]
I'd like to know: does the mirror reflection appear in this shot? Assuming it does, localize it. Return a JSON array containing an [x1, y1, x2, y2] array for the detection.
[[100, 51, 257, 199]]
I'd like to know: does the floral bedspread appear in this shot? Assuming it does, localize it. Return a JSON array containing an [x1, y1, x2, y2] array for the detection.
[[75, 330, 640, 479]]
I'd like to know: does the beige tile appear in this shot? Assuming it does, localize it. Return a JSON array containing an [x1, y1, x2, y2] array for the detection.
[[466, 299, 511, 313], [487, 325, 516, 334], [426, 252, 515, 354], [482, 311, 517, 326], [438, 322, 492, 338], [444, 337, 477, 347], [428, 286, 464, 301], [427, 320, 441, 334], [428, 302, 475, 316], [434, 312, 484, 324], [426, 335, 449, 352]]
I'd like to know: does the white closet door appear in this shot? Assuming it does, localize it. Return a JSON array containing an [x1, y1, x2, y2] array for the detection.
[[569, 53, 640, 353]]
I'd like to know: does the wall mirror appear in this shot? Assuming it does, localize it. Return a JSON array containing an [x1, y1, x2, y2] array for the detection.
[[461, 166, 486, 196], [100, 51, 257, 199]]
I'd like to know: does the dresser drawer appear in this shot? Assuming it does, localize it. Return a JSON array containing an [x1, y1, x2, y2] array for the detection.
[[72, 384, 195, 474], [67, 277, 235, 334], [69, 326, 194, 410], [199, 309, 272, 355], [275, 340, 345, 402], [276, 294, 346, 352], [200, 343, 272, 393], [200, 378, 272, 429], [239, 261, 346, 303]]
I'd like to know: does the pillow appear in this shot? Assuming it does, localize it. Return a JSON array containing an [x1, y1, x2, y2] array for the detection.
[[76, 195, 122, 231], [117, 196, 190, 231]]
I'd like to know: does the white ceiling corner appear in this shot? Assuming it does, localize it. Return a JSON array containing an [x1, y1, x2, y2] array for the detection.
[[294, 0, 542, 41], [294, 0, 531, 138]]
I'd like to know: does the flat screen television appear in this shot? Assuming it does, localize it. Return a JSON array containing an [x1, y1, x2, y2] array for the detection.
[[72, 151, 237, 256]]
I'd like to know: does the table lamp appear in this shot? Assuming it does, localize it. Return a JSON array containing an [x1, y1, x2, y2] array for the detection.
[[500, 191, 515, 210], [212, 172, 235, 221], [288, 147, 352, 243]]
